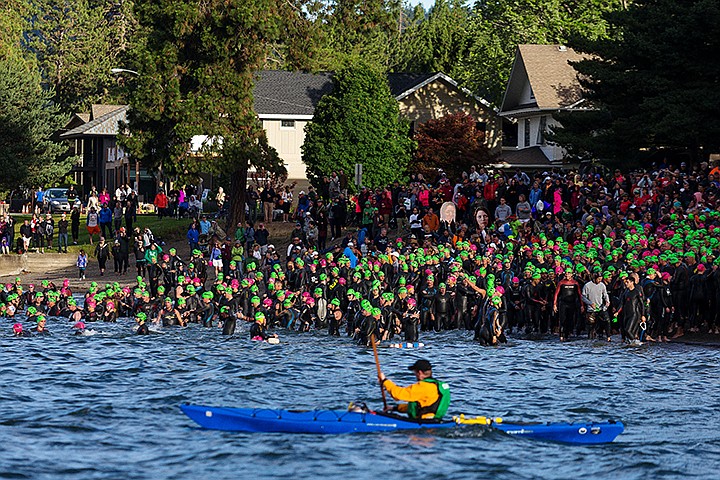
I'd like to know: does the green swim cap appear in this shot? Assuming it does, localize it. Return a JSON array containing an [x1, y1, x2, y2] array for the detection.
[[202, 291, 213, 300], [136, 312, 147, 321]]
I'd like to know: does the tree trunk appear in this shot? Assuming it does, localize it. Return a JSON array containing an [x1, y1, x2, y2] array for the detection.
[[227, 162, 248, 232]]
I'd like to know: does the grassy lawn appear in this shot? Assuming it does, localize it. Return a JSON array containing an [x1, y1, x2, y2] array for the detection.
[[11, 214, 191, 257]]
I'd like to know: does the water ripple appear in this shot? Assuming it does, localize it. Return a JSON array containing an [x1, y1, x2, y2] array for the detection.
[[2, 329, 720, 479]]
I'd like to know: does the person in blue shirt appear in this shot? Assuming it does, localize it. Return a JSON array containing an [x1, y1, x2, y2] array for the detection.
[[35, 188, 44, 213], [99, 204, 113, 239], [343, 241, 358, 268], [199, 215, 211, 235], [187, 223, 200, 252]]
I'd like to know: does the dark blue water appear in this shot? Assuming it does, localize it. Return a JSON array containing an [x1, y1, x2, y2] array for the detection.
[[2, 319, 719, 480]]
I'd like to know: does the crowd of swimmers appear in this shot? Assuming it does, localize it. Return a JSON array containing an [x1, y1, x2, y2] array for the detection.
[[5, 160, 720, 345]]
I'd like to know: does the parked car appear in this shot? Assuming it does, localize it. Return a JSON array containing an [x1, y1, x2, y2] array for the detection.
[[44, 188, 71, 213]]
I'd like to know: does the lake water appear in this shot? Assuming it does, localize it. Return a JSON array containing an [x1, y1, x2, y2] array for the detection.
[[2, 320, 719, 480]]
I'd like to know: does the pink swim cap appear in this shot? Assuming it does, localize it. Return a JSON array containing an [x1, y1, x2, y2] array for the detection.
[[12, 323, 22, 333], [73, 321, 86, 330]]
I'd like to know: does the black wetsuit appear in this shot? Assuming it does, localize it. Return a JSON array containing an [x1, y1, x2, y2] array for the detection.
[[137, 323, 150, 335], [221, 314, 237, 335], [196, 302, 215, 327], [249, 321, 268, 340], [555, 279, 582, 338], [433, 291, 453, 331], [419, 286, 437, 331], [621, 287, 644, 341], [402, 309, 420, 342]]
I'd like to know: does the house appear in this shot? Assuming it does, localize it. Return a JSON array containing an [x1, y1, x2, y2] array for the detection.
[[60, 71, 501, 193], [254, 70, 502, 180], [498, 45, 588, 168], [60, 105, 135, 195]]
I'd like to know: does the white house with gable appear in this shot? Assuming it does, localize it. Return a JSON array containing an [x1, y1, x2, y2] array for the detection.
[[499, 44, 588, 168]]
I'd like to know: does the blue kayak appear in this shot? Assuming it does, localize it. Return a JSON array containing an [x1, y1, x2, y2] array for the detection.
[[180, 405, 623, 444]]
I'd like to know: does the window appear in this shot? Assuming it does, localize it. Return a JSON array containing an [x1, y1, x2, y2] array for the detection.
[[537, 116, 547, 146], [524, 119, 531, 147], [281, 120, 295, 128]]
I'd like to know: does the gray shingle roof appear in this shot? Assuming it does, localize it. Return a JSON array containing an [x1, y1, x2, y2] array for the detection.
[[253, 71, 440, 117], [254, 71, 333, 116], [60, 105, 128, 138]]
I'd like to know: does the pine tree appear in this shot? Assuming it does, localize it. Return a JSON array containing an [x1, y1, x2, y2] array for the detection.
[[25, 0, 133, 113], [0, 58, 72, 193], [554, 0, 720, 164]]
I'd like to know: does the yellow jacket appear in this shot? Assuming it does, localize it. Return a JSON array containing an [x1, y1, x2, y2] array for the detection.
[[383, 379, 440, 419]]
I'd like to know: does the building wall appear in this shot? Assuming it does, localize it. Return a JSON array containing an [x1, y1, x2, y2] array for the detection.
[[397, 79, 503, 153], [514, 113, 565, 162], [262, 119, 309, 180]]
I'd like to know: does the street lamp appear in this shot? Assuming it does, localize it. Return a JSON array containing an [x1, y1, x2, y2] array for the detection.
[[111, 67, 141, 194]]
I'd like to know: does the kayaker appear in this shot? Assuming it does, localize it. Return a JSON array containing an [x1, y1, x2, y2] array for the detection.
[[378, 359, 450, 419]]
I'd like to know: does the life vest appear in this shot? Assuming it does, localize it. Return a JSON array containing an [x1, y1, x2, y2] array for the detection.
[[407, 378, 451, 419]]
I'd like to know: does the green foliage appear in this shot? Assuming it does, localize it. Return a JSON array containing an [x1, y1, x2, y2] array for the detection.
[[391, 0, 470, 76], [0, 57, 73, 192], [302, 64, 414, 191], [455, 0, 628, 104], [412, 112, 493, 180], [24, 0, 133, 114], [317, 0, 402, 71], [124, 0, 315, 226], [554, 0, 720, 163], [124, 0, 306, 179], [0, 0, 28, 60]]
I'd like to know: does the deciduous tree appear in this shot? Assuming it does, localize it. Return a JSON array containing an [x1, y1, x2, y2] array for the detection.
[[412, 112, 493, 180], [302, 64, 414, 191]]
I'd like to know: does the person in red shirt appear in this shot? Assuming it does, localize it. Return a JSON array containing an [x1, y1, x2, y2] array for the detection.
[[154, 191, 169, 218]]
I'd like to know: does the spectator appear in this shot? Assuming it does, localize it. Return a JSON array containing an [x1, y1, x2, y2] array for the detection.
[[495, 197, 512, 222], [187, 223, 200, 252], [86, 207, 100, 245], [516, 194, 532, 222], [56, 213, 67, 252], [422, 208, 440, 233], [99, 203, 113, 239], [154, 190, 169, 218]]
